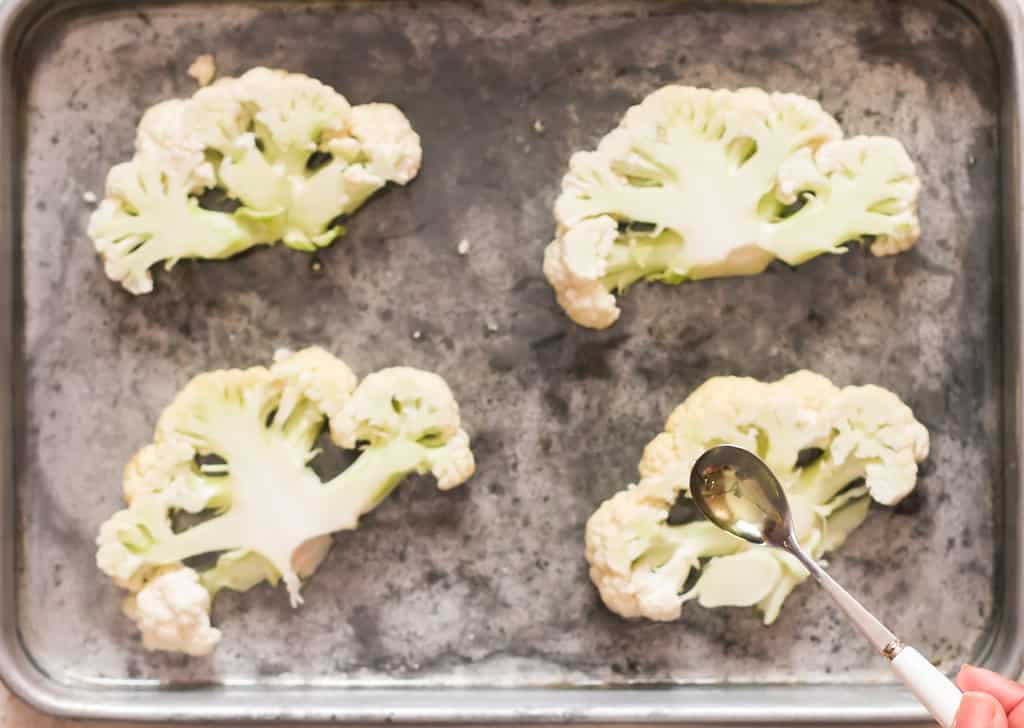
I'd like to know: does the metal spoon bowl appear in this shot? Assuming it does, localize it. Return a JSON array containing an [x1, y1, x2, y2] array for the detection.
[[689, 444, 791, 547], [689, 445, 962, 728]]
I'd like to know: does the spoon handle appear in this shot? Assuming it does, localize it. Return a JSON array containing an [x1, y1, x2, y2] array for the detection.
[[889, 645, 962, 728], [785, 535, 898, 652], [785, 537, 962, 727]]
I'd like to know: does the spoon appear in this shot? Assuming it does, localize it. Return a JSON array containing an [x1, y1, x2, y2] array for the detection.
[[689, 444, 962, 728]]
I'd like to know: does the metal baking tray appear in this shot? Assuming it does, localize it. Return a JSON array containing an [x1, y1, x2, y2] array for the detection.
[[1, 0, 1022, 723]]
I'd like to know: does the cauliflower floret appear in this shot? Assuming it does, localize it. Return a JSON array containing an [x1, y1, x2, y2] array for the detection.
[[96, 510, 153, 591], [585, 371, 928, 624], [88, 67, 422, 294], [87, 157, 259, 294], [585, 480, 742, 621], [235, 67, 351, 155], [349, 103, 423, 185], [545, 85, 921, 328], [122, 439, 226, 512], [585, 487, 679, 620], [185, 79, 251, 152], [813, 136, 921, 257], [271, 346, 358, 421], [765, 136, 921, 264], [542, 216, 622, 329], [331, 365, 476, 492], [775, 147, 828, 205], [329, 367, 460, 448], [135, 99, 216, 192], [123, 568, 221, 656], [427, 429, 476, 491], [829, 383, 930, 505], [96, 348, 475, 655]]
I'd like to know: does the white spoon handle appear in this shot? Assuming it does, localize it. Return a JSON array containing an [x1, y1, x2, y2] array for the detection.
[[785, 537, 962, 727], [890, 645, 962, 728]]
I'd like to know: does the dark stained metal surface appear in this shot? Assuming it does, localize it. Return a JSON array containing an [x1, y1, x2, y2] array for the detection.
[[0, 0, 1021, 722]]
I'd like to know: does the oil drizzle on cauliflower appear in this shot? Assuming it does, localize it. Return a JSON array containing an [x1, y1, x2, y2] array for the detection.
[[585, 371, 928, 624]]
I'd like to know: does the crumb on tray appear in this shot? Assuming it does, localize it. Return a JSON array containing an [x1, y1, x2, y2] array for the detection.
[[187, 54, 217, 87], [457, 238, 470, 256], [82, 191, 98, 204]]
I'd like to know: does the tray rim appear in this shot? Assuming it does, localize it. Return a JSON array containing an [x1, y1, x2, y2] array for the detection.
[[1, 0, 1022, 723]]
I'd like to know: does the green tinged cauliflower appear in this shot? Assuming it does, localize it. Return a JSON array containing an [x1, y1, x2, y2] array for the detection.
[[88, 67, 422, 294], [544, 86, 921, 329], [96, 347, 475, 655], [585, 371, 928, 624]]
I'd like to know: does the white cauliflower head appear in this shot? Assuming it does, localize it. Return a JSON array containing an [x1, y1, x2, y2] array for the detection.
[[542, 216, 622, 329], [545, 85, 921, 328], [122, 439, 226, 512], [135, 99, 217, 192], [349, 103, 424, 186], [271, 346, 359, 422], [330, 366, 476, 493], [123, 568, 222, 656], [88, 67, 422, 294], [96, 348, 475, 655], [585, 370, 928, 624]]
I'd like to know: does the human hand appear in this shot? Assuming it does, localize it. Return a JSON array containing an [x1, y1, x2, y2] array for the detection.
[[955, 665, 1024, 728]]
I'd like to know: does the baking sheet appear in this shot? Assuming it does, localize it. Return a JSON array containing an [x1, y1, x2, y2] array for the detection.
[[1, 0, 1022, 722]]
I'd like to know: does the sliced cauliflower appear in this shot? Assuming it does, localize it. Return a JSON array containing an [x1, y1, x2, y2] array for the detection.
[[585, 371, 928, 624], [96, 347, 475, 655], [545, 86, 921, 328], [88, 67, 422, 294]]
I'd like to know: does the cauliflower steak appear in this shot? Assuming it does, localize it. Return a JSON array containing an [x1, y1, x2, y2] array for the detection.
[[585, 371, 928, 624], [96, 347, 474, 655], [88, 67, 422, 293], [545, 86, 921, 328]]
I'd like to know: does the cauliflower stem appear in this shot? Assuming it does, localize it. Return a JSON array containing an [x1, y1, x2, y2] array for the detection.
[[139, 438, 449, 592]]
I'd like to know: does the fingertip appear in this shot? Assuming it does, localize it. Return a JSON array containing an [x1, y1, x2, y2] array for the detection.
[[958, 666, 1024, 714], [958, 692, 1008, 728], [959, 665, 981, 691]]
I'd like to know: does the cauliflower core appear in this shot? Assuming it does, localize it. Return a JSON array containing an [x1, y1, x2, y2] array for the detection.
[[96, 347, 475, 655], [544, 86, 921, 328], [88, 67, 422, 294], [585, 371, 928, 624]]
